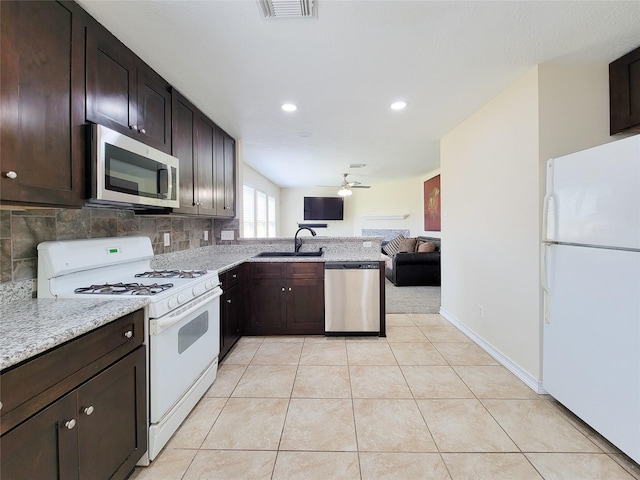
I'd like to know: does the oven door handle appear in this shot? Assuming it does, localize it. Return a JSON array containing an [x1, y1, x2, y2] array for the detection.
[[149, 287, 222, 335]]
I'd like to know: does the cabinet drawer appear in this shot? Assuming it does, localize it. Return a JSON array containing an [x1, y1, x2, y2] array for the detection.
[[222, 266, 241, 289], [287, 262, 324, 279], [1, 309, 144, 434], [249, 262, 286, 279]]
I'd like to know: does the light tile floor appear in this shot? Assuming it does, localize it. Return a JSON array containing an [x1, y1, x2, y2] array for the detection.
[[131, 314, 640, 480]]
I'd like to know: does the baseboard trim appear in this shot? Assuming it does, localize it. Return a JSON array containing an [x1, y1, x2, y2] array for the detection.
[[439, 307, 545, 394]]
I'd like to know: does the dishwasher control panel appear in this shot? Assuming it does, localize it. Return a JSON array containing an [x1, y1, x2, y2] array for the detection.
[[324, 261, 380, 269]]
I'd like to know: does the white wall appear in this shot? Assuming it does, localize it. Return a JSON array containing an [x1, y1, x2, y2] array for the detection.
[[440, 63, 613, 386], [538, 63, 614, 161], [441, 67, 541, 381], [279, 170, 440, 238]]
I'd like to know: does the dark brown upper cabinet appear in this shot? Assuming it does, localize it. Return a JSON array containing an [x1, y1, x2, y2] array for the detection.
[[172, 90, 217, 216], [216, 131, 237, 217], [172, 91, 198, 215], [0, 1, 86, 207], [86, 20, 171, 153], [172, 89, 236, 217], [610, 46, 640, 134]]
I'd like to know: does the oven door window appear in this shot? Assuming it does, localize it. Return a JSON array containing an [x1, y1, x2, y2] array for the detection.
[[178, 312, 209, 354], [105, 143, 168, 199]]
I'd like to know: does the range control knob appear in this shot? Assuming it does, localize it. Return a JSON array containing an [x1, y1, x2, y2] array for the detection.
[[204, 280, 214, 290], [168, 297, 178, 309], [192, 286, 202, 297], [177, 293, 187, 305]]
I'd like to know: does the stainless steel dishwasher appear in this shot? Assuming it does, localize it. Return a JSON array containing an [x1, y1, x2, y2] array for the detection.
[[324, 261, 380, 335]]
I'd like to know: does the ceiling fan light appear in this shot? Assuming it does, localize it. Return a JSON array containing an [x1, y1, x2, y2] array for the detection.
[[338, 186, 352, 197]]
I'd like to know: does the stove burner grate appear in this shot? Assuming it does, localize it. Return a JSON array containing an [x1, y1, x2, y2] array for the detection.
[[74, 282, 174, 295], [134, 269, 208, 279]]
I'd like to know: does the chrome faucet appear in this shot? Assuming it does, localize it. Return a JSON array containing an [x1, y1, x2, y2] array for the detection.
[[294, 227, 316, 252]]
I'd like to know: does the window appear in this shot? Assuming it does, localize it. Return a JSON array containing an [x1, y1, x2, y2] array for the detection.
[[256, 190, 267, 237], [243, 185, 255, 237], [243, 185, 276, 238], [268, 196, 276, 237]]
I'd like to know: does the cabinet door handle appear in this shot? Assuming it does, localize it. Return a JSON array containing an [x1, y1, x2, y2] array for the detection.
[[232, 274, 237, 279], [288, 287, 292, 292], [82, 406, 95, 416], [124, 330, 133, 339], [227, 299, 232, 304], [4, 171, 17, 179], [64, 419, 77, 430], [281, 287, 285, 292], [130, 124, 137, 130], [139, 128, 146, 134]]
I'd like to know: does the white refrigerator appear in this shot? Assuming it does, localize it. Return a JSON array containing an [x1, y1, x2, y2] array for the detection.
[[541, 135, 640, 464]]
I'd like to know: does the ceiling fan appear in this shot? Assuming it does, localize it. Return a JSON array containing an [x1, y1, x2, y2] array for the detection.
[[335, 173, 371, 197]]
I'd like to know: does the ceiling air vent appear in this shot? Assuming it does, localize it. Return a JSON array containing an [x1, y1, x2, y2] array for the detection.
[[258, 0, 315, 18]]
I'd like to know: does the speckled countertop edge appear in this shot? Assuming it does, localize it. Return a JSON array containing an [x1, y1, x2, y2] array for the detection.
[[0, 298, 149, 371]]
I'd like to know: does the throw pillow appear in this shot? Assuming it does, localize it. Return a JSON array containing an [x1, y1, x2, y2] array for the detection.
[[417, 241, 436, 253], [383, 234, 405, 256], [398, 237, 418, 253]]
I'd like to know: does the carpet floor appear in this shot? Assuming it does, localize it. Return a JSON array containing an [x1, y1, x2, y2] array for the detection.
[[384, 279, 441, 314]]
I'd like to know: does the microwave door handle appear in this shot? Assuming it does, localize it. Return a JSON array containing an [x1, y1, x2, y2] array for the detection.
[[157, 167, 168, 199]]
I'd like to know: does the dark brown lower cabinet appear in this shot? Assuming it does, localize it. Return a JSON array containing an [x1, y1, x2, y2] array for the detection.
[[245, 262, 324, 336], [78, 347, 146, 480], [0, 311, 147, 480], [0, 391, 79, 480], [220, 266, 243, 360], [286, 276, 325, 334], [1, 347, 145, 480]]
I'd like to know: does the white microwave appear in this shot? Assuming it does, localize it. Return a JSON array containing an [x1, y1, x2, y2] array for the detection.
[[90, 124, 180, 209]]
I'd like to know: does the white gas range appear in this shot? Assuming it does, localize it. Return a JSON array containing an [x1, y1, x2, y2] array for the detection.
[[37, 236, 222, 463]]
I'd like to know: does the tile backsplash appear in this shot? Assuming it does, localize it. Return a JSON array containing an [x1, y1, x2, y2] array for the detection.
[[0, 206, 239, 284]]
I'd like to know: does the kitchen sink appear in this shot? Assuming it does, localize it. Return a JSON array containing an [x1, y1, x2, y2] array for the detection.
[[254, 251, 324, 258]]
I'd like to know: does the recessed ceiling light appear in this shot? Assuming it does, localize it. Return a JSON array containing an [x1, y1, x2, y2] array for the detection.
[[390, 101, 407, 110], [298, 131, 312, 137], [282, 103, 297, 112]]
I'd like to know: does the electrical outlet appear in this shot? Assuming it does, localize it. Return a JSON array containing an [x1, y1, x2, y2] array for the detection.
[[221, 230, 234, 241], [163, 232, 170, 247], [204, 230, 209, 241], [478, 304, 484, 319]]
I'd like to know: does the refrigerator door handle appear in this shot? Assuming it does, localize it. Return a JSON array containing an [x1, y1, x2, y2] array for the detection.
[[542, 193, 556, 242], [541, 243, 551, 323], [543, 159, 556, 242]]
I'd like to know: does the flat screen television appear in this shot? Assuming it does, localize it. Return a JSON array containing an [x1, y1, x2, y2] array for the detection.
[[303, 196, 344, 220]]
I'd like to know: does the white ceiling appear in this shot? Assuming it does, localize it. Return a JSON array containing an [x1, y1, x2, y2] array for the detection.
[[77, 0, 640, 189]]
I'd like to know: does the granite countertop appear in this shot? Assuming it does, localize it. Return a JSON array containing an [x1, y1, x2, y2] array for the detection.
[[151, 248, 385, 273], [0, 298, 149, 371], [1, 238, 384, 371]]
